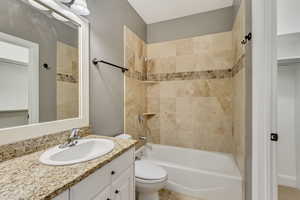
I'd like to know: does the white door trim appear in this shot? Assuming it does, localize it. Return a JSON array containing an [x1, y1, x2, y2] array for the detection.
[[0, 31, 39, 124], [251, 0, 277, 199]]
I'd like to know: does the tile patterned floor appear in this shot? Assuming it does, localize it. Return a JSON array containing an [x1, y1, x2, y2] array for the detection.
[[278, 186, 300, 200], [159, 189, 205, 200]]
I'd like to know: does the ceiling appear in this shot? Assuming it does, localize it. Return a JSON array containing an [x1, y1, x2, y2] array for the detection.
[[128, 0, 234, 24]]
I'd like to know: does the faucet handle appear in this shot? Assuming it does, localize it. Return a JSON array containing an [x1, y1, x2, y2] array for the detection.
[[70, 128, 80, 139]]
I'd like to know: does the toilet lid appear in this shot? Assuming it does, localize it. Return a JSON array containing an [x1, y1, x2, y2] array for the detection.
[[135, 161, 167, 180]]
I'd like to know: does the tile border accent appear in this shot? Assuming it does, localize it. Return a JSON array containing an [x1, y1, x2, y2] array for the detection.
[[125, 70, 147, 81], [147, 69, 233, 81], [125, 54, 245, 82], [232, 54, 246, 77], [0, 127, 91, 162], [57, 73, 78, 83]]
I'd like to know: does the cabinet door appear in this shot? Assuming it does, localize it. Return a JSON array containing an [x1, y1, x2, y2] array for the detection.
[[70, 165, 110, 200], [111, 166, 134, 200], [53, 190, 69, 200], [110, 148, 134, 183], [93, 186, 111, 200]]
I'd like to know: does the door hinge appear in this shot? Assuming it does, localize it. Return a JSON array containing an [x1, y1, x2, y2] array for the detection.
[[270, 133, 278, 142]]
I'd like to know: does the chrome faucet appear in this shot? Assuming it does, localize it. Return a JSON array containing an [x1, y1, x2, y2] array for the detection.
[[59, 128, 80, 149]]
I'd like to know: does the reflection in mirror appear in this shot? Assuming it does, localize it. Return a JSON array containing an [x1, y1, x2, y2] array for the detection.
[[0, 0, 79, 129]]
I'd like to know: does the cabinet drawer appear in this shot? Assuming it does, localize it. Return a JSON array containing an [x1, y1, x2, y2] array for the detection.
[[70, 165, 110, 200], [109, 148, 134, 182]]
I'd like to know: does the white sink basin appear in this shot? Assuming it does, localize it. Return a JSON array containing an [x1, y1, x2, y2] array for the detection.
[[39, 138, 115, 166]]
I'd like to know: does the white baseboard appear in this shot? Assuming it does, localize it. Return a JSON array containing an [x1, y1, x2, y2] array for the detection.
[[278, 174, 297, 188]]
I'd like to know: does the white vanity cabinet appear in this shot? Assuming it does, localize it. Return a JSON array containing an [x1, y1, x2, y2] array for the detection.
[[63, 148, 135, 200], [53, 190, 69, 200]]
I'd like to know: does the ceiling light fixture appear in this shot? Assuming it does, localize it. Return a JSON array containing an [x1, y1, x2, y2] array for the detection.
[[58, 0, 90, 16]]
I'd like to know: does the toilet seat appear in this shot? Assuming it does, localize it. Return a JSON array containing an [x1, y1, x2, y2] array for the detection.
[[136, 176, 167, 184], [135, 161, 167, 181]]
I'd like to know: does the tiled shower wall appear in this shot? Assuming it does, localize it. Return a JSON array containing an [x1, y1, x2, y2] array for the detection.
[[124, 12, 246, 171], [124, 27, 237, 153], [124, 27, 147, 140], [146, 32, 235, 153]]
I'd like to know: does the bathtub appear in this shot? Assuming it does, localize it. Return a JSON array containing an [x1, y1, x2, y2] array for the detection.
[[136, 144, 242, 200]]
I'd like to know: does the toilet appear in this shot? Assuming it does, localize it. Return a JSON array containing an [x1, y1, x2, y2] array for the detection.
[[135, 160, 168, 200], [115, 134, 168, 200]]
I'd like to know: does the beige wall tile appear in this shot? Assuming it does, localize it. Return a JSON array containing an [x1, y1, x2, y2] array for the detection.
[[193, 52, 215, 71], [147, 116, 160, 130], [232, 0, 246, 187], [146, 31, 233, 73], [176, 55, 196, 72], [176, 80, 210, 97], [160, 98, 176, 113], [207, 78, 233, 115], [125, 26, 147, 74], [147, 97, 160, 113], [176, 38, 194, 56], [160, 82, 177, 98], [233, 66, 246, 177], [124, 76, 147, 139], [176, 112, 194, 132], [147, 83, 160, 98], [147, 41, 176, 58], [148, 57, 176, 74], [193, 34, 211, 53], [232, 0, 245, 63], [176, 130, 195, 148]]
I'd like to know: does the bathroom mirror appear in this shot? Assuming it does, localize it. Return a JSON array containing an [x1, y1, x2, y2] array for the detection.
[[0, 0, 89, 145]]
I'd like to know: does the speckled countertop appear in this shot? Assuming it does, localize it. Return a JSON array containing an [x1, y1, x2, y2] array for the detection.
[[0, 135, 137, 200]]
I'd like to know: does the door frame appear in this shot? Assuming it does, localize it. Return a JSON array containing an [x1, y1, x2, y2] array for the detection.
[[0, 31, 39, 124], [251, 0, 277, 199]]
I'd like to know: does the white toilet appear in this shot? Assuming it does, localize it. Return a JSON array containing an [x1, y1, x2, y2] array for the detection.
[[115, 134, 168, 200], [135, 160, 168, 200]]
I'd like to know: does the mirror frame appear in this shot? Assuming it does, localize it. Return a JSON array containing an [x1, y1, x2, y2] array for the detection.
[[0, 0, 89, 145]]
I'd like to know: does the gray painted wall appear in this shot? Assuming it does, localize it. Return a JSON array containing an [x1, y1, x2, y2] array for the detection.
[[87, 0, 146, 136], [147, 6, 234, 43], [0, 0, 78, 123], [233, 0, 242, 18]]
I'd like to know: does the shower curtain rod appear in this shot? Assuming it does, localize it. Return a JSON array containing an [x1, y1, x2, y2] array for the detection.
[[92, 58, 128, 73]]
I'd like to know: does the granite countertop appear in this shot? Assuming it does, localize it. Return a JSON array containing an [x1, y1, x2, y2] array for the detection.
[[0, 135, 137, 200]]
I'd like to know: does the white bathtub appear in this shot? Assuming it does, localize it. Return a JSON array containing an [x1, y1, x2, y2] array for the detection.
[[136, 144, 242, 200]]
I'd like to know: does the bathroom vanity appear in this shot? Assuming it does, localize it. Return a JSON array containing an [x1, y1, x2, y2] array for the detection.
[[55, 146, 135, 200], [0, 135, 136, 200]]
